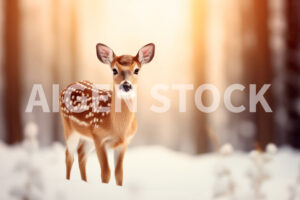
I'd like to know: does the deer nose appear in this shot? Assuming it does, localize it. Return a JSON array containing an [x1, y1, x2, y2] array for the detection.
[[120, 81, 132, 92]]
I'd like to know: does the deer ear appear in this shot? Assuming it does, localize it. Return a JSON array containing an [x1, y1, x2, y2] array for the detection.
[[137, 43, 155, 65], [96, 43, 115, 64]]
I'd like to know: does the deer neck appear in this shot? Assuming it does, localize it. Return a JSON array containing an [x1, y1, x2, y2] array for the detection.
[[110, 86, 136, 132]]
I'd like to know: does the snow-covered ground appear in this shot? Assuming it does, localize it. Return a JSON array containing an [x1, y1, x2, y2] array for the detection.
[[0, 142, 299, 200]]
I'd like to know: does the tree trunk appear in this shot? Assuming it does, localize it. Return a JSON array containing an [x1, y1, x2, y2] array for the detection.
[[240, 0, 273, 150], [253, 0, 274, 149], [51, 0, 61, 142], [286, 0, 300, 148], [192, 0, 209, 154], [3, 0, 23, 144]]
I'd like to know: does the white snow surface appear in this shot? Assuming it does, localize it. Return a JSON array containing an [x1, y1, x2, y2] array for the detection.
[[0, 144, 299, 200]]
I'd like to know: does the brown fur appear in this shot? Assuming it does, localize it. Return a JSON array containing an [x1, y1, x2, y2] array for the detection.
[[116, 55, 136, 66], [60, 79, 137, 186], [60, 43, 154, 186]]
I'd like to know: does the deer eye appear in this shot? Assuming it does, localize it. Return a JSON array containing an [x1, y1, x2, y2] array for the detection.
[[134, 68, 139, 75], [112, 68, 118, 75]]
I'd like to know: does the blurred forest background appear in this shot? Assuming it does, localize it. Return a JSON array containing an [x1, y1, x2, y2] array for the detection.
[[0, 0, 299, 154]]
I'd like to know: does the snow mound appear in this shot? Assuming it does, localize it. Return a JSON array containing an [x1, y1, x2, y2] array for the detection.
[[0, 144, 299, 200]]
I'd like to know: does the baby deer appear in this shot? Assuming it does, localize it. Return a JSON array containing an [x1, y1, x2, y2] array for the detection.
[[59, 43, 155, 186]]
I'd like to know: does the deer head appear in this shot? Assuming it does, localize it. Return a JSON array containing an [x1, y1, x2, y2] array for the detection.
[[96, 43, 155, 96]]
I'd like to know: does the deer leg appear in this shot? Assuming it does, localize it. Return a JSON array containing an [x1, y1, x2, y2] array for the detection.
[[77, 143, 88, 182], [98, 145, 111, 183], [65, 148, 74, 180], [65, 133, 80, 180], [77, 140, 94, 182], [62, 118, 75, 180], [93, 137, 111, 183], [114, 145, 127, 186]]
